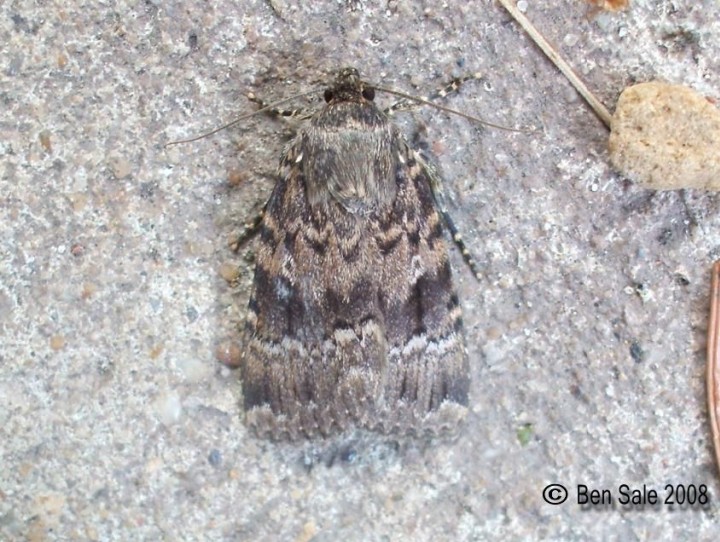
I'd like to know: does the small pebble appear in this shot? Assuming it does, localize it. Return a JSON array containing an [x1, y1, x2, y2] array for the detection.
[[50, 335, 65, 350], [108, 156, 132, 179], [39, 130, 52, 152], [154, 392, 182, 425], [227, 168, 246, 187], [216, 341, 242, 368], [208, 449, 222, 467], [563, 34, 579, 47], [629, 341, 644, 363], [218, 262, 240, 283], [177, 357, 209, 382], [70, 243, 85, 257]]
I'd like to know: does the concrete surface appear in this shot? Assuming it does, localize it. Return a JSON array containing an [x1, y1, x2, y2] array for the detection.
[[2, 0, 720, 540]]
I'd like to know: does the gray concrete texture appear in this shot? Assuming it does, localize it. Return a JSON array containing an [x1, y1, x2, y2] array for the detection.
[[2, 0, 720, 540]]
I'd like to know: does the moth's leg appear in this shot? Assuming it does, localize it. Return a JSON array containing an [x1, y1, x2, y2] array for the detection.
[[415, 151, 482, 281], [230, 205, 266, 252], [247, 92, 314, 121], [230, 92, 308, 249], [385, 72, 483, 116]]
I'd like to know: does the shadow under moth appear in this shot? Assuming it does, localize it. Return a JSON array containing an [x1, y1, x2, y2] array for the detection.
[[239, 68, 475, 439]]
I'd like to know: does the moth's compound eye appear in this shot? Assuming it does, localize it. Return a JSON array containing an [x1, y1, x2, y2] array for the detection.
[[362, 87, 375, 101], [324, 89, 333, 103]]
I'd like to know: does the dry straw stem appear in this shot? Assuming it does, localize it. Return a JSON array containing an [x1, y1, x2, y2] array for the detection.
[[497, 0, 613, 129], [708, 261, 720, 475]]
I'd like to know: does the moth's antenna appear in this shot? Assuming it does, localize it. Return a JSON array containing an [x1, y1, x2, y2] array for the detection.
[[372, 84, 530, 133], [497, 0, 612, 129], [164, 88, 320, 147]]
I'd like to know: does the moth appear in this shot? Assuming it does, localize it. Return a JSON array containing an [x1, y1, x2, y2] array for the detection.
[[239, 68, 474, 439]]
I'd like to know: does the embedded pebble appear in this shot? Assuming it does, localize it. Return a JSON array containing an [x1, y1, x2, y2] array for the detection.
[[177, 357, 210, 382], [208, 449, 222, 467], [154, 392, 182, 425], [216, 340, 242, 368], [50, 335, 65, 350], [108, 155, 132, 179], [609, 82, 720, 190], [218, 262, 240, 283], [39, 130, 52, 152]]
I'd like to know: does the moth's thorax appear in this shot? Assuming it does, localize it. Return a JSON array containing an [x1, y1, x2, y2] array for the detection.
[[302, 101, 399, 214], [312, 100, 387, 130]]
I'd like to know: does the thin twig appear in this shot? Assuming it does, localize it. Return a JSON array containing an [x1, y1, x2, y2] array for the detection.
[[708, 261, 720, 476], [497, 0, 613, 129]]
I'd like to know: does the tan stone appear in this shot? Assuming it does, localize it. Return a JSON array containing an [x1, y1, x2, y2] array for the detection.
[[609, 82, 720, 190]]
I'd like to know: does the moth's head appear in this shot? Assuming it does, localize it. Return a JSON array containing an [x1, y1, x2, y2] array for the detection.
[[324, 67, 375, 104]]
